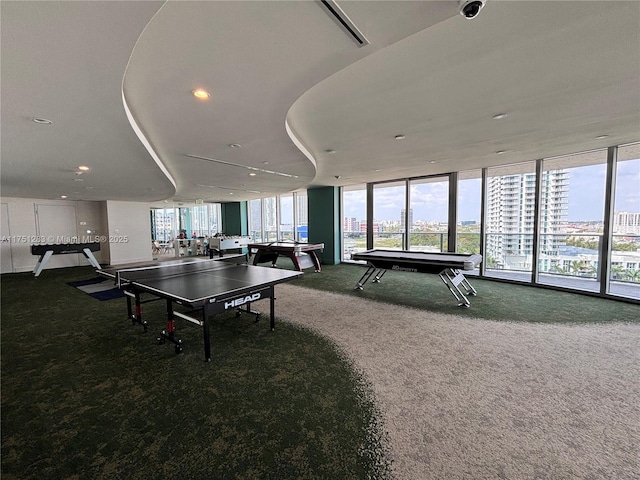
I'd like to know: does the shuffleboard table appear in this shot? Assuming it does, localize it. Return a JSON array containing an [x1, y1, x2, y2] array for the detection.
[[352, 249, 482, 307]]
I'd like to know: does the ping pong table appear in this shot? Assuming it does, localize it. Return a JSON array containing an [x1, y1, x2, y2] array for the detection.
[[99, 256, 302, 361], [352, 249, 482, 307], [247, 241, 324, 272]]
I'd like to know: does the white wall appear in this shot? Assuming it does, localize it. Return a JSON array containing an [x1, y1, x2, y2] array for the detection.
[[0, 197, 155, 272], [105, 200, 153, 265]]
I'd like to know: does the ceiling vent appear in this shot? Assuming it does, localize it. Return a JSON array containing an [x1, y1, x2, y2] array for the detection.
[[318, 0, 369, 47]]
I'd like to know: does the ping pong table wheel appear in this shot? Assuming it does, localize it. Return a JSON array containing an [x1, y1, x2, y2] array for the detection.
[[142, 321, 148, 333], [157, 330, 166, 344], [175, 341, 183, 354]]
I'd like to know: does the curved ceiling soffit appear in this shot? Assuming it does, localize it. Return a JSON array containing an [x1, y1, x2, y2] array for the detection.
[[121, 1, 177, 197], [121, 2, 323, 203], [285, 119, 317, 173], [284, 1, 461, 187]]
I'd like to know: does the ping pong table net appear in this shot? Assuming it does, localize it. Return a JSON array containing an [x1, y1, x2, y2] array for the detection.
[[115, 259, 233, 288]]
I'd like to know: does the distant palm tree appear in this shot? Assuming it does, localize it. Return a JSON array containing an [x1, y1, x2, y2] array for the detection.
[[584, 265, 598, 279], [610, 265, 625, 281], [626, 269, 640, 283], [570, 260, 583, 276], [551, 264, 570, 275]]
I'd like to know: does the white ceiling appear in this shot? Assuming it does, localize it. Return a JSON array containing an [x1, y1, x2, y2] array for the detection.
[[2, 1, 639, 205]]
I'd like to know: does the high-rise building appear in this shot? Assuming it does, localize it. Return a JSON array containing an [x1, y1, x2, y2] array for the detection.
[[400, 208, 413, 232], [486, 170, 568, 268], [344, 217, 360, 232]]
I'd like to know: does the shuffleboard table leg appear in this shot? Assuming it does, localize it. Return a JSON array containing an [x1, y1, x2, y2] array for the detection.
[[439, 268, 472, 307], [372, 269, 386, 283], [355, 266, 377, 290]]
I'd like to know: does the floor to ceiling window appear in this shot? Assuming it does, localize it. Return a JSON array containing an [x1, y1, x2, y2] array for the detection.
[[373, 181, 406, 250], [484, 162, 537, 280], [341, 184, 367, 261], [538, 150, 606, 293], [248, 199, 263, 242], [279, 194, 294, 241], [247, 192, 307, 243], [295, 192, 308, 241], [150, 204, 222, 242], [609, 142, 640, 299], [339, 141, 638, 303], [457, 170, 482, 256], [408, 176, 449, 252], [262, 197, 277, 242]]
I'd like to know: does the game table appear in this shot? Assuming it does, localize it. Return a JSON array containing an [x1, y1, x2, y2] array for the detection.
[[247, 241, 324, 272], [207, 235, 251, 257], [99, 256, 302, 361], [352, 249, 482, 307], [31, 242, 101, 277]]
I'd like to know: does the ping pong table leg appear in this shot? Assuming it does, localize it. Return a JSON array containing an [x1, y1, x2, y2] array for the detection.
[[124, 290, 148, 332], [157, 300, 183, 354], [270, 286, 275, 331], [202, 304, 212, 362]]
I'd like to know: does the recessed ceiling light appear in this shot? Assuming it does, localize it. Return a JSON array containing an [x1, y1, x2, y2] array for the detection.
[[375, 169, 381, 172], [394, 134, 406, 140], [78, 165, 89, 171], [60, 195, 67, 199], [429, 161, 437, 164], [492, 113, 507, 120], [229, 143, 241, 148], [32, 117, 52, 124], [192, 89, 210, 99], [596, 135, 609, 139], [496, 150, 506, 155], [249, 172, 257, 176], [325, 149, 336, 154], [263, 161, 269, 165], [73, 178, 84, 182]]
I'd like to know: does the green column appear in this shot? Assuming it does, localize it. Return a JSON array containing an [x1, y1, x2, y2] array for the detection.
[[221, 202, 248, 235], [308, 187, 340, 265]]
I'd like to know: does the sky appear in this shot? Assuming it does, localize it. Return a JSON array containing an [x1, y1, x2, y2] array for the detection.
[[343, 159, 640, 223]]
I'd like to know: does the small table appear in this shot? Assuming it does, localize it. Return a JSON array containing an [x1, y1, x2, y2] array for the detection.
[[247, 241, 324, 272], [207, 235, 251, 257], [352, 249, 482, 307], [31, 242, 101, 277]]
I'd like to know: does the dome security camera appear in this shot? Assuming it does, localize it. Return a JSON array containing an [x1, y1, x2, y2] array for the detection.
[[459, 0, 486, 19]]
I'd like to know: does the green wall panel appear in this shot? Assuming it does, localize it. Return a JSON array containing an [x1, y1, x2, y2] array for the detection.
[[308, 187, 340, 265], [221, 202, 248, 236]]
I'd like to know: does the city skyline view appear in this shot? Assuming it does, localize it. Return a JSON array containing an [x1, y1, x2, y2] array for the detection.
[[344, 160, 640, 224]]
